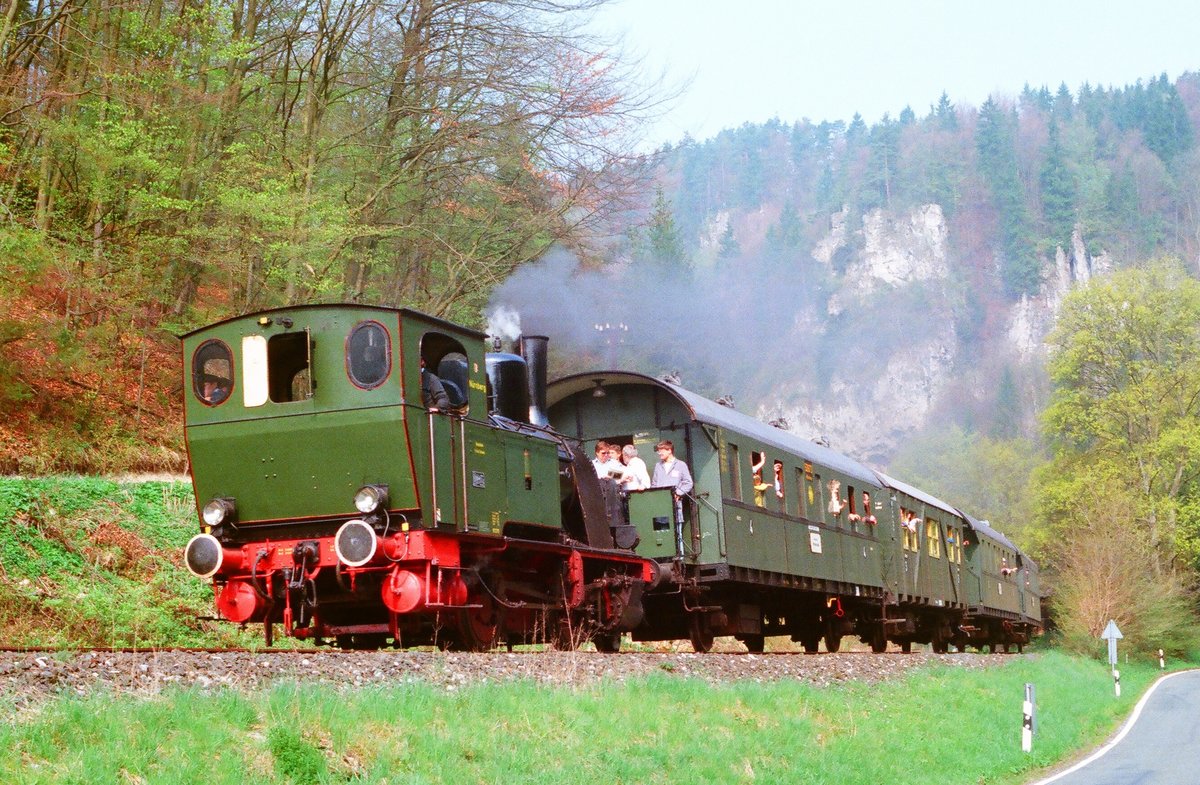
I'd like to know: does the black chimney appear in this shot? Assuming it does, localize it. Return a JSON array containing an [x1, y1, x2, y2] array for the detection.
[[518, 335, 550, 426]]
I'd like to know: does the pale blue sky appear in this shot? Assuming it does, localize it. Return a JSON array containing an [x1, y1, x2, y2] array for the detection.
[[594, 0, 1200, 147]]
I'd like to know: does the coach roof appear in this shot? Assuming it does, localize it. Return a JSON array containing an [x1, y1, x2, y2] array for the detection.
[[547, 371, 880, 487]]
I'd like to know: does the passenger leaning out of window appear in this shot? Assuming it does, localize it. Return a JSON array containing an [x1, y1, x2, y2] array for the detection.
[[861, 490, 877, 525]]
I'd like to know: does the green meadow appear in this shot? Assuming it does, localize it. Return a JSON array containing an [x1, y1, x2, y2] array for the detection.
[[0, 652, 1172, 785]]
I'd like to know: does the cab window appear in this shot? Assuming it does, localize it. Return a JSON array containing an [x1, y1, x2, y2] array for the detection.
[[193, 340, 233, 405], [419, 331, 469, 412], [437, 352, 469, 409], [347, 321, 391, 389], [268, 330, 313, 402]]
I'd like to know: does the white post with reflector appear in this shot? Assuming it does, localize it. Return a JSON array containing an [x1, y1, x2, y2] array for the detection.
[[1021, 682, 1034, 753], [1101, 620, 1123, 697]]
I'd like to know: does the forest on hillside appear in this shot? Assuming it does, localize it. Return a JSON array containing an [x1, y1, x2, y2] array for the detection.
[[656, 75, 1199, 286], [0, 0, 657, 472]]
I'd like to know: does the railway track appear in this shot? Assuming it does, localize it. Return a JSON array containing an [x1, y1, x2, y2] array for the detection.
[[0, 646, 1019, 708]]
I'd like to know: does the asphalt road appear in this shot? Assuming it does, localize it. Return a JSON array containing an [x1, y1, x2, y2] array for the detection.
[[1031, 669, 1200, 785]]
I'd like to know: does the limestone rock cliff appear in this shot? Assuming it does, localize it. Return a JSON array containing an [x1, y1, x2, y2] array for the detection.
[[759, 206, 1104, 465]]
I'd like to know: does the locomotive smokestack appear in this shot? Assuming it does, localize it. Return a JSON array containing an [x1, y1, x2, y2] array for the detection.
[[518, 335, 550, 426]]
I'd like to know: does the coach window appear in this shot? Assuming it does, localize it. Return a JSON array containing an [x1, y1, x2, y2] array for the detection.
[[773, 461, 786, 512], [926, 517, 941, 559], [726, 443, 742, 501], [902, 508, 920, 552], [794, 468, 806, 517], [193, 340, 233, 406], [813, 473, 823, 522], [946, 526, 961, 564], [750, 451, 767, 507], [347, 321, 391, 389], [804, 462, 816, 518]]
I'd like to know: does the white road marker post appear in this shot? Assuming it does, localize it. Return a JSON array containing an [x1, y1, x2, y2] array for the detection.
[[1021, 682, 1035, 753], [1159, 648, 1165, 670], [1101, 620, 1123, 698]]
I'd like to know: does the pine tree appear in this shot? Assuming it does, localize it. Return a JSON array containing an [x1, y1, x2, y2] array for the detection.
[[1141, 74, 1194, 162], [766, 201, 803, 253], [1040, 120, 1078, 249], [1054, 82, 1073, 119], [865, 113, 901, 208], [977, 98, 1040, 297], [846, 113, 868, 145], [932, 91, 958, 131], [646, 186, 686, 269]]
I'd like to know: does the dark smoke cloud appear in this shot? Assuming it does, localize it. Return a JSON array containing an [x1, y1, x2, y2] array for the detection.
[[486, 245, 837, 404]]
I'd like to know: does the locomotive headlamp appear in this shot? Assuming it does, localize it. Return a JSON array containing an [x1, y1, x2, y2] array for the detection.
[[335, 519, 378, 567], [202, 497, 236, 527], [353, 484, 389, 514]]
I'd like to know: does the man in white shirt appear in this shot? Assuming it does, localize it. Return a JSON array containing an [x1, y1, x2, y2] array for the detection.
[[592, 441, 625, 481], [619, 444, 651, 490]]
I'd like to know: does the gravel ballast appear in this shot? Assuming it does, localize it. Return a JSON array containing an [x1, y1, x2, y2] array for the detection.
[[0, 650, 1021, 706]]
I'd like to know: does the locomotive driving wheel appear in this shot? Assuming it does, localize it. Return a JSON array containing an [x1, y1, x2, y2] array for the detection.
[[453, 594, 502, 652], [592, 630, 622, 653]]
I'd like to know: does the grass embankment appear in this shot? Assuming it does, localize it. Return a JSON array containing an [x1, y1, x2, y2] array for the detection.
[[0, 476, 254, 648], [0, 652, 1171, 784]]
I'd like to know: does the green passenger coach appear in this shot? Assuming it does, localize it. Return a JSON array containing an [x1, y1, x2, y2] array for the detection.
[[547, 371, 1040, 652]]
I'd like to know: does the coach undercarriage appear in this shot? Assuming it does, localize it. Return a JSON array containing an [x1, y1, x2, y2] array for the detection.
[[632, 563, 1032, 654]]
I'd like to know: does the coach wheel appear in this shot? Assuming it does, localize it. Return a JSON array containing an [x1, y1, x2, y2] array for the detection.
[[824, 621, 843, 653], [870, 629, 887, 653], [689, 616, 714, 653], [593, 631, 622, 653], [738, 634, 765, 654], [900, 641, 912, 653], [800, 633, 821, 654]]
